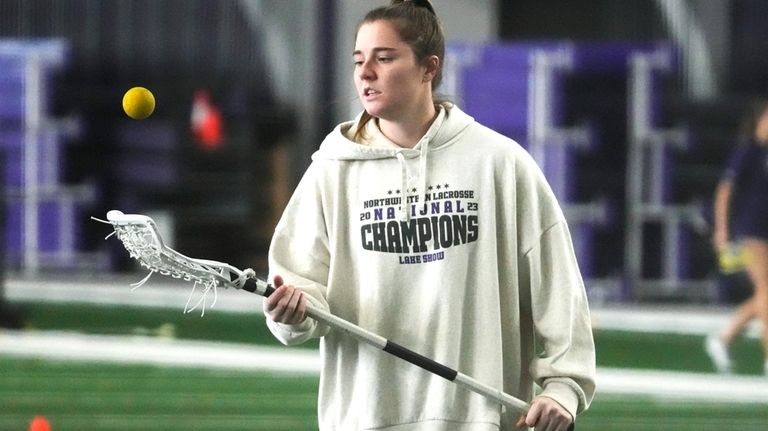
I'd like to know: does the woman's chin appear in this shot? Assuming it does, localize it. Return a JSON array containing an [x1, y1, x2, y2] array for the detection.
[[361, 100, 391, 118]]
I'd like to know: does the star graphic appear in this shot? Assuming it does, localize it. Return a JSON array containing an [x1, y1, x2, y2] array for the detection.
[[387, 190, 393, 195], [444, 183, 449, 189], [411, 188, 417, 193], [428, 185, 433, 191], [436, 184, 442, 190], [395, 189, 400, 194]]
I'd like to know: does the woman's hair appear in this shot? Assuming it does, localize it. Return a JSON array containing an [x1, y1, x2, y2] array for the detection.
[[738, 99, 768, 143], [353, 0, 445, 142]]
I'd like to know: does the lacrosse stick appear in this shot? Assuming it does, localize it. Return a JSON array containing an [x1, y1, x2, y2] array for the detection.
[[95, 210, 530, 414]]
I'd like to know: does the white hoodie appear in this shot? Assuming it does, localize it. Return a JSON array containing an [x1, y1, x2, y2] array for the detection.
[[266, 104, 596, 430]]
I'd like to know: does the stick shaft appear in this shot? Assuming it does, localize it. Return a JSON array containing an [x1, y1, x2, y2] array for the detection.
[[243, 278, 530, 413]]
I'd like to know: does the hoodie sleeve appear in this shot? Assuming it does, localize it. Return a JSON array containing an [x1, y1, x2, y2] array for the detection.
[[265, 163, 332, 345], [523, 220, 596, 418], [513, 150, 596, 419]]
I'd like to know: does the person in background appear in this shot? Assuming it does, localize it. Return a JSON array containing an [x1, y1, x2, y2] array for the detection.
[[263, 1, 596, 429], [707, 100, 768, 376]]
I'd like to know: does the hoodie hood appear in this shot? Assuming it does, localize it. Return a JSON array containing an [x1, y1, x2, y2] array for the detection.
[[311, 104, 475, 221], [312, 103, 474, 161]]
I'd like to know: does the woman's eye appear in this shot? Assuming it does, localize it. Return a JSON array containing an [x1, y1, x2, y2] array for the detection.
[[378, 57, 392, 63]]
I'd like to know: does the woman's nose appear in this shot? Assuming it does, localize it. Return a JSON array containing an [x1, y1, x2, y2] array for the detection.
[[358, 61, 375, 81]]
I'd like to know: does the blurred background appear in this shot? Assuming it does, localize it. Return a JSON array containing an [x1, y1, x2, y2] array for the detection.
[[1, 0, 767, 429]]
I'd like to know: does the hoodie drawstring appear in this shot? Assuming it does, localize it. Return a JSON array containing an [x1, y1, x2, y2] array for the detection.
[[418, 139, 429, 213], [395, 138, 431, 222], [387, 106, 447, 222], [395, 151, 409, 221]]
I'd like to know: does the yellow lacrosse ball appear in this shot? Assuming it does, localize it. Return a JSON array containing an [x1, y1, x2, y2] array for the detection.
[[122, 87, 155, 120]]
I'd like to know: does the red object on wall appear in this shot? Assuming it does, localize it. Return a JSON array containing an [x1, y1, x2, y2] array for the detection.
[[190, 89, 224, 151]]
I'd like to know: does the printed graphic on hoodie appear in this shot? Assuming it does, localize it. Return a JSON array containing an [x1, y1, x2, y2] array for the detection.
[[359, 183, 479, 264]]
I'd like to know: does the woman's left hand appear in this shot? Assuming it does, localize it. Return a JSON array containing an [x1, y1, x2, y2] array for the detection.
[[516, 396, 573, 431]]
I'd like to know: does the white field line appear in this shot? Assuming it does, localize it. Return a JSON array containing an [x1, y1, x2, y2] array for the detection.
[[2, 330, 767, 403], [5, 276, 763, 337], [0, 330, 318, 374], [591, 305, 762, 338], [597, 367, 768, 403], [5, 276, 265, 313]]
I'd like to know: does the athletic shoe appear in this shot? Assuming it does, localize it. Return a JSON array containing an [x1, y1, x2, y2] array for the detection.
[[705, 334, 732, 374]]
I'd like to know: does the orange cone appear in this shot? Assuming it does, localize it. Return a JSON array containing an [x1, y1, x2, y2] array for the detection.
[[29, 416, 51, 431]]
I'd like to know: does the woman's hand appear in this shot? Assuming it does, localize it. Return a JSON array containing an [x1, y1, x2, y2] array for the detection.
[[516, 396, 573, 431], [263, 275, 308, 325]]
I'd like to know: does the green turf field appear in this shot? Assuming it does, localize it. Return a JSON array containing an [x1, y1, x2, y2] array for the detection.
[[3, 357, 768, 431], [3, 301, 767, 430], [15, 301, 316, 349], [596, 329, 765, 375], [0, 358, 318, 430]]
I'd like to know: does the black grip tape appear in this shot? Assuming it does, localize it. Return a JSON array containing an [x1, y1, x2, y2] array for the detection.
[[242, 278, 257, 293], [383, 340, 458, 381], [242, 278, 274, 297]]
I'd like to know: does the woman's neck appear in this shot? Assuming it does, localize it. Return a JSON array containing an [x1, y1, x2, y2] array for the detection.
[[378, 103, 438, 148]]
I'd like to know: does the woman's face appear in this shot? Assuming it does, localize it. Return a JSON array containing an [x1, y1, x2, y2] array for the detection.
[[756, 107, 768, 144], [353, 20, 432, 123]]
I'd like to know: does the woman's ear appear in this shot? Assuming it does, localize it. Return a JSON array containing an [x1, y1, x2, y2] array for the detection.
[[423, 55, 441, 83]]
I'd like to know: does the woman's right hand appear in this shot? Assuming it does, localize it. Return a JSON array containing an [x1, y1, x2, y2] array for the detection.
[[263, 275, 308, 325]]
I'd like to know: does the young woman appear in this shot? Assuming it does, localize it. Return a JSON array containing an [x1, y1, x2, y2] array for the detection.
[[264, 1, 596, 429], [707, 101, 768, 375]]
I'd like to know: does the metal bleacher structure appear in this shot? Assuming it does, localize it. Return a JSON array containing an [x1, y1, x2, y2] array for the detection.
[[445, 40, 715, 303], [0, 39, 108, 275], [0, 36, 718, 303], [1, 37, 275, 279]]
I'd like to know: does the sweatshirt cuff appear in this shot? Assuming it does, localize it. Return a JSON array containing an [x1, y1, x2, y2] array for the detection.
[[276, 316, 314, 333], [269, 317, 317, 346], [539, 381, 580, 421]]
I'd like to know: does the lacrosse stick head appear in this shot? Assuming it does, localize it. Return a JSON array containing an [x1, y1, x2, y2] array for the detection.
[[100, 210, 258, 315]]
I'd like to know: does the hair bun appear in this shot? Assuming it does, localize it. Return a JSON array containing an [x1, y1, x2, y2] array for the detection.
[[393, 0, 436, 15]]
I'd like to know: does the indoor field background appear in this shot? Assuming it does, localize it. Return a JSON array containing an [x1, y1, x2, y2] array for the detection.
[[2, 1, 768, 430]]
